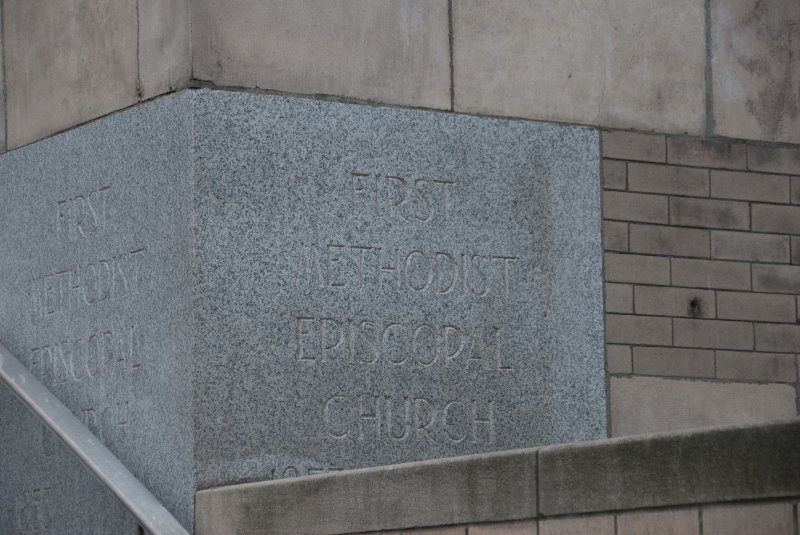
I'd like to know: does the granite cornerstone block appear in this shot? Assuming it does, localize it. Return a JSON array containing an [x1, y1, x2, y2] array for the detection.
[[0, 89, 604, 531]]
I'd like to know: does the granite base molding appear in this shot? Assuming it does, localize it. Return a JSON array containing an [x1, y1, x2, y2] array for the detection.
[[0, 88, 604, 532], [195, 419, 800, 535]]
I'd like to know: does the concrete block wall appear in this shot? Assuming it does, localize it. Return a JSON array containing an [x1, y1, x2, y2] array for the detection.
[[602, 132, 800, 436], [360, 502, 800, 535], [0, 1, 797, 436], [466, 502, 797, 535]]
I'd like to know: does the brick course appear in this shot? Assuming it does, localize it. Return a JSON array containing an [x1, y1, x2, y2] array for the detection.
[[603, 134, 799, 434]]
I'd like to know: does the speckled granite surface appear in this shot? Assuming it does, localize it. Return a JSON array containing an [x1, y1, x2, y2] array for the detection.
[[0, 89, 604, 532]]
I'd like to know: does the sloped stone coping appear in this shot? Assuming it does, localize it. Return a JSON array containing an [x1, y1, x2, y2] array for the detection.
[[195, 419, 800, 534]]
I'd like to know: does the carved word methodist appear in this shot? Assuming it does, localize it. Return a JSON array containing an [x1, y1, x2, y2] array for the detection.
[[351, 172, 454, 224], [296, 242, 518, 297], [29, 247, 146, 319], [295, 317, 511, 371], [323, 395, 496, 444]]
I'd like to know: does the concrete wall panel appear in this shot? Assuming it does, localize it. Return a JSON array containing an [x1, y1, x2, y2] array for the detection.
[[453, 0, 707, 134], [610, 376, 797, 436], [712, 0, 800, 143], [3, 0, 139, 149], [139, 0, 191, 99], [192, 0, 450, 109]]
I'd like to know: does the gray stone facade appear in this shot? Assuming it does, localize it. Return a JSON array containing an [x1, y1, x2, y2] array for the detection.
[[0, 89, 604, 531]]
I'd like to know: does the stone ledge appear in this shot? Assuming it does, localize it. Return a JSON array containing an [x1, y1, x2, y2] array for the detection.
[[195, 448, 537, 535], [195, 419, 800, 534], [540, 418, 800, 515]]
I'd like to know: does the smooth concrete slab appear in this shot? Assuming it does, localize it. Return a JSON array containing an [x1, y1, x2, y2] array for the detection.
[[191, 0, 451, 109], [196, 448, 537, 535], [0, 88, 605, 530], [712, 0, 800, 143], [610, 376, 797, 436], [2, 0, 139, 149], [138, 0, 191, 99], [453, 0, 706, 135]]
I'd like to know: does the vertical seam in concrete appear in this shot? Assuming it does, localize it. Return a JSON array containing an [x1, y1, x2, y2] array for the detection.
[[698, 508, 704, 535], [0, 0, 7, 152], [600, 137, 613, 438], [613, 513, 619, 535], [534, 448, 541, 520], [448, 0, 455, 111], [671, 317, 676, 347], [135, 0, 142, 99], [704, 0, 715, 136], [794, 350, 800, 416], [713, 348, 718, 379], [188, 0, 193, 80]]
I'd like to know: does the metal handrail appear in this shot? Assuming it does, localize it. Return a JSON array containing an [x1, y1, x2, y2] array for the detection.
[[0, 341, 189, 535]]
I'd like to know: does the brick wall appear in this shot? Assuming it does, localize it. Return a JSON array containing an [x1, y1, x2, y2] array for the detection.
[[362, 501, 800, 535], [602, 131, 800, 436]]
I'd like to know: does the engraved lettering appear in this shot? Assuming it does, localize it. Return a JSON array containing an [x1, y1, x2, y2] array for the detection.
[[14, 486, 51, 533], [295, 316, 507, 372], [295, 242, 518, 298], [443, 401, 468, 443], [56, 185, 110, 242], [322, 395, 499, 445], [357, 394, 380, 440], [29, 325, 142, 386], [349, 172, 455, 224], [29, 247, 147, 320], [472, 401, 496, 444], [323, 395, 350, 439]]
